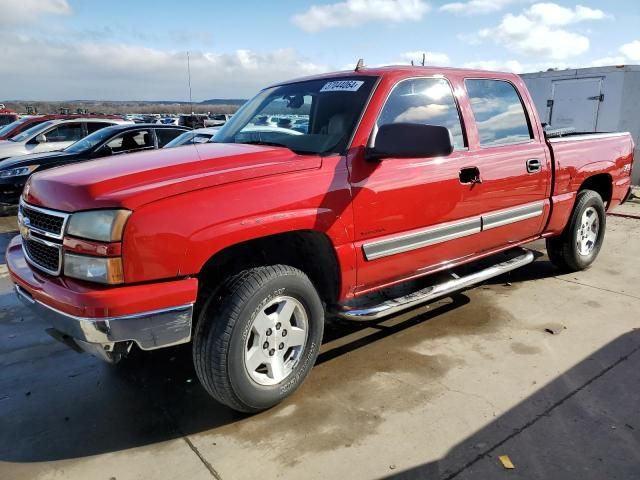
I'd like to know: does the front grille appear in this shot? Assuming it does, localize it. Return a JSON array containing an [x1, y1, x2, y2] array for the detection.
[[22, 205, 65, 236], [24, 237, 61, 274]]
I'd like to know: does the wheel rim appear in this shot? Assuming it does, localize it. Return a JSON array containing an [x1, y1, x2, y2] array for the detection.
[[576, 206, 600, 256], [244, 296, 309, 386]]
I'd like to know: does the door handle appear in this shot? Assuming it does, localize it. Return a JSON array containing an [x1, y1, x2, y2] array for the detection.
[[459, 166, 482, 184], [526, 158, 542, 173]]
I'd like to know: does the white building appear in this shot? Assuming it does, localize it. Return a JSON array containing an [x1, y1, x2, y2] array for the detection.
[[521, 65, 640, 184]]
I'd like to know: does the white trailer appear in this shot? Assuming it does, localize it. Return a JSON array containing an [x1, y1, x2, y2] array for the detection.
[[521, 65, 640, 184]]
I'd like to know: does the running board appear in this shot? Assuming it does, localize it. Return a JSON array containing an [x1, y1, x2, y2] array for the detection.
[[332, 248, 535, 321]]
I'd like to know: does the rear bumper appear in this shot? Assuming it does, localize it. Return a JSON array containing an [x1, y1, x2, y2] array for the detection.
[[6, 235, 197, 357]]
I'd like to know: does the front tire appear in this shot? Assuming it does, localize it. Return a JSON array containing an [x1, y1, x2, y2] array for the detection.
[[193, 265, 324, 413], [546, 189, 606, 272]]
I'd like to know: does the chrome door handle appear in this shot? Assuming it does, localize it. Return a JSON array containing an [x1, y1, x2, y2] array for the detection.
[[526, 158, 542, 173]]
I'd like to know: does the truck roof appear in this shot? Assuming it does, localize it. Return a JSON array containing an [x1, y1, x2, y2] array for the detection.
[[272, 65, 520, 88]]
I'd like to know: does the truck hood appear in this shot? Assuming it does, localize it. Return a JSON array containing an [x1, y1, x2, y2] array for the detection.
[[24, 143, 322, 211]]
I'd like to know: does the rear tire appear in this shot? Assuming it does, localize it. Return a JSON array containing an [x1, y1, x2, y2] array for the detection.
[[546, 189, 606, 272], [193, 265, 324, 413]]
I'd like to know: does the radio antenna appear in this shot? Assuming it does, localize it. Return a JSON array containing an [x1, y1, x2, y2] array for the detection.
[[187, 51, 194, 114], [354, 58, 365, 71], [422, 53, 426, 66]]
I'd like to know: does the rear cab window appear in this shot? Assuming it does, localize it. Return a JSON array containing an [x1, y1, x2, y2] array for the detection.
[[377, 77, 466, 150], [464, 79, 533, 147]]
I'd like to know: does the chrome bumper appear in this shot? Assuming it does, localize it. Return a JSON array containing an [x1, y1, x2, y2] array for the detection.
[[15, 285, 193, 360]]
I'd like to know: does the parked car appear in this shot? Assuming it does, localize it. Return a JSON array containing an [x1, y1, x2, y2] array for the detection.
[[0, 114, 125, 141], [7, 66, 634, 413], [0, 118, 130, 161], [163, 127, 220, 148], [0, 109, 18, 127], [177, 114, 207, 129], [0, 124, 188, 205], [204, 113, 232, 127]]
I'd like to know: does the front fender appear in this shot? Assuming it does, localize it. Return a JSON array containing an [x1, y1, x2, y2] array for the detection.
[[180, 207, 353, 275]]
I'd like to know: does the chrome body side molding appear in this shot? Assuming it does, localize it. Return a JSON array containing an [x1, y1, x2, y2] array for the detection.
[[362, 201, 545, 261], [482, 201, 544, 230], [363, 217, 481, 261]]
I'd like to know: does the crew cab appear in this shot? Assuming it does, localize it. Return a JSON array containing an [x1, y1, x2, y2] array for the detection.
[[6, 66, 634, 413], [0, 118, 131, 161], [0, 124, 189, 206]]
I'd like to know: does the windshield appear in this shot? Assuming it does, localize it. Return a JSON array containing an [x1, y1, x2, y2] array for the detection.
[[10, 121, 56, 142], [214, 76, 378, 155], [65, 125, 120, 153], [164, 130, 216, 148], [0, 118, 30, 137]]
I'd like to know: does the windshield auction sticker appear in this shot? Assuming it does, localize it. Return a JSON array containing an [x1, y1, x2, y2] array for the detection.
[[320, 80, 364, 92]]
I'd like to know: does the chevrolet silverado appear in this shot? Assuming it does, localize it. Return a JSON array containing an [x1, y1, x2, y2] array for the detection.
[[6, 66, 634, 412]]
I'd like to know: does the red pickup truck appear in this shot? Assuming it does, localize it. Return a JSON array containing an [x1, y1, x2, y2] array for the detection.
[[6, 66, 634, 412]]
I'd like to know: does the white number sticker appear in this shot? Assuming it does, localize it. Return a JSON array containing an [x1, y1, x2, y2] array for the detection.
[[320, 80, 364, 92]]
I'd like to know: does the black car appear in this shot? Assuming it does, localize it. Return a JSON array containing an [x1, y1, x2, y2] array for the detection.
[[0, 124, 189, 206]]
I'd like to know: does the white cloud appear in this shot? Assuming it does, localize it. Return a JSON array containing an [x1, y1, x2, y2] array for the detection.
[[397, 50, 451, 65], [395, 104, 450, 122], [620, 40, 640, 62], [475, 3, 607, 60], [291, 0, 430, 32], [525, 3, 605, 26], [0, 0, 71, 25], [440, 0, 513, 15], [589, 55, 626, 67], [0, 33, 329, 100]]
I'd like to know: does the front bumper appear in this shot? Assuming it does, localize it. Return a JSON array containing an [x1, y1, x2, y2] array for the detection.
[[7, 235, 197, 360]]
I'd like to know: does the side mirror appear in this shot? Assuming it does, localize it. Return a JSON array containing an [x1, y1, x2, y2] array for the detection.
[[365, 123, 454, 161], [35, 134, 47, 144]]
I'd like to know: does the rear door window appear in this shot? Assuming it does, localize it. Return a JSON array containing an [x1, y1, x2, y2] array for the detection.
[[102, 129, 153, 154], [155, 128, 186, 147], [464, 79, 533, 147], [377, 78, 465, 150], [86, 122, 112, 134], [45, 123, 83, 142]]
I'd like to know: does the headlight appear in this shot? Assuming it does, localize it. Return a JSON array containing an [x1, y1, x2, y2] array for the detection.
[[67, 209, 131, 242], [64, 253, 124, 284], [0, 165, 39, 178]]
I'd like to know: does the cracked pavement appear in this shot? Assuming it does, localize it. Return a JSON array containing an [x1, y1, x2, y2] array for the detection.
[[0, 201, 639, 479]]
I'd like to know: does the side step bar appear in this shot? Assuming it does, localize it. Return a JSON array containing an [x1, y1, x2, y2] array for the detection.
[[332, 248, 535, 321]]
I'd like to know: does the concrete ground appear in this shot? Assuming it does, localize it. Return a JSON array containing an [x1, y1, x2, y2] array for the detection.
[[1, 195, 639, 480]]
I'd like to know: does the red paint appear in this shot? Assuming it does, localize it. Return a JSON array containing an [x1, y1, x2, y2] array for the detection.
[[7, 237, 197, 317], [8, 66, 635, 317]]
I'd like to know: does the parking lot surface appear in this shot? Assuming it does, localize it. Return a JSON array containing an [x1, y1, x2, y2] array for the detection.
[[1, 200, 639, 480]]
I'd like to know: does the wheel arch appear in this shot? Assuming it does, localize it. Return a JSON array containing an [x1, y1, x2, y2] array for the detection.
[[195, 229, 345, 308], [577, 173, 613, 209]]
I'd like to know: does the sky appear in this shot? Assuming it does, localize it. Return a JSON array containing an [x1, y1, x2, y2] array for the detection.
[[1, 0, 639, 101]]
